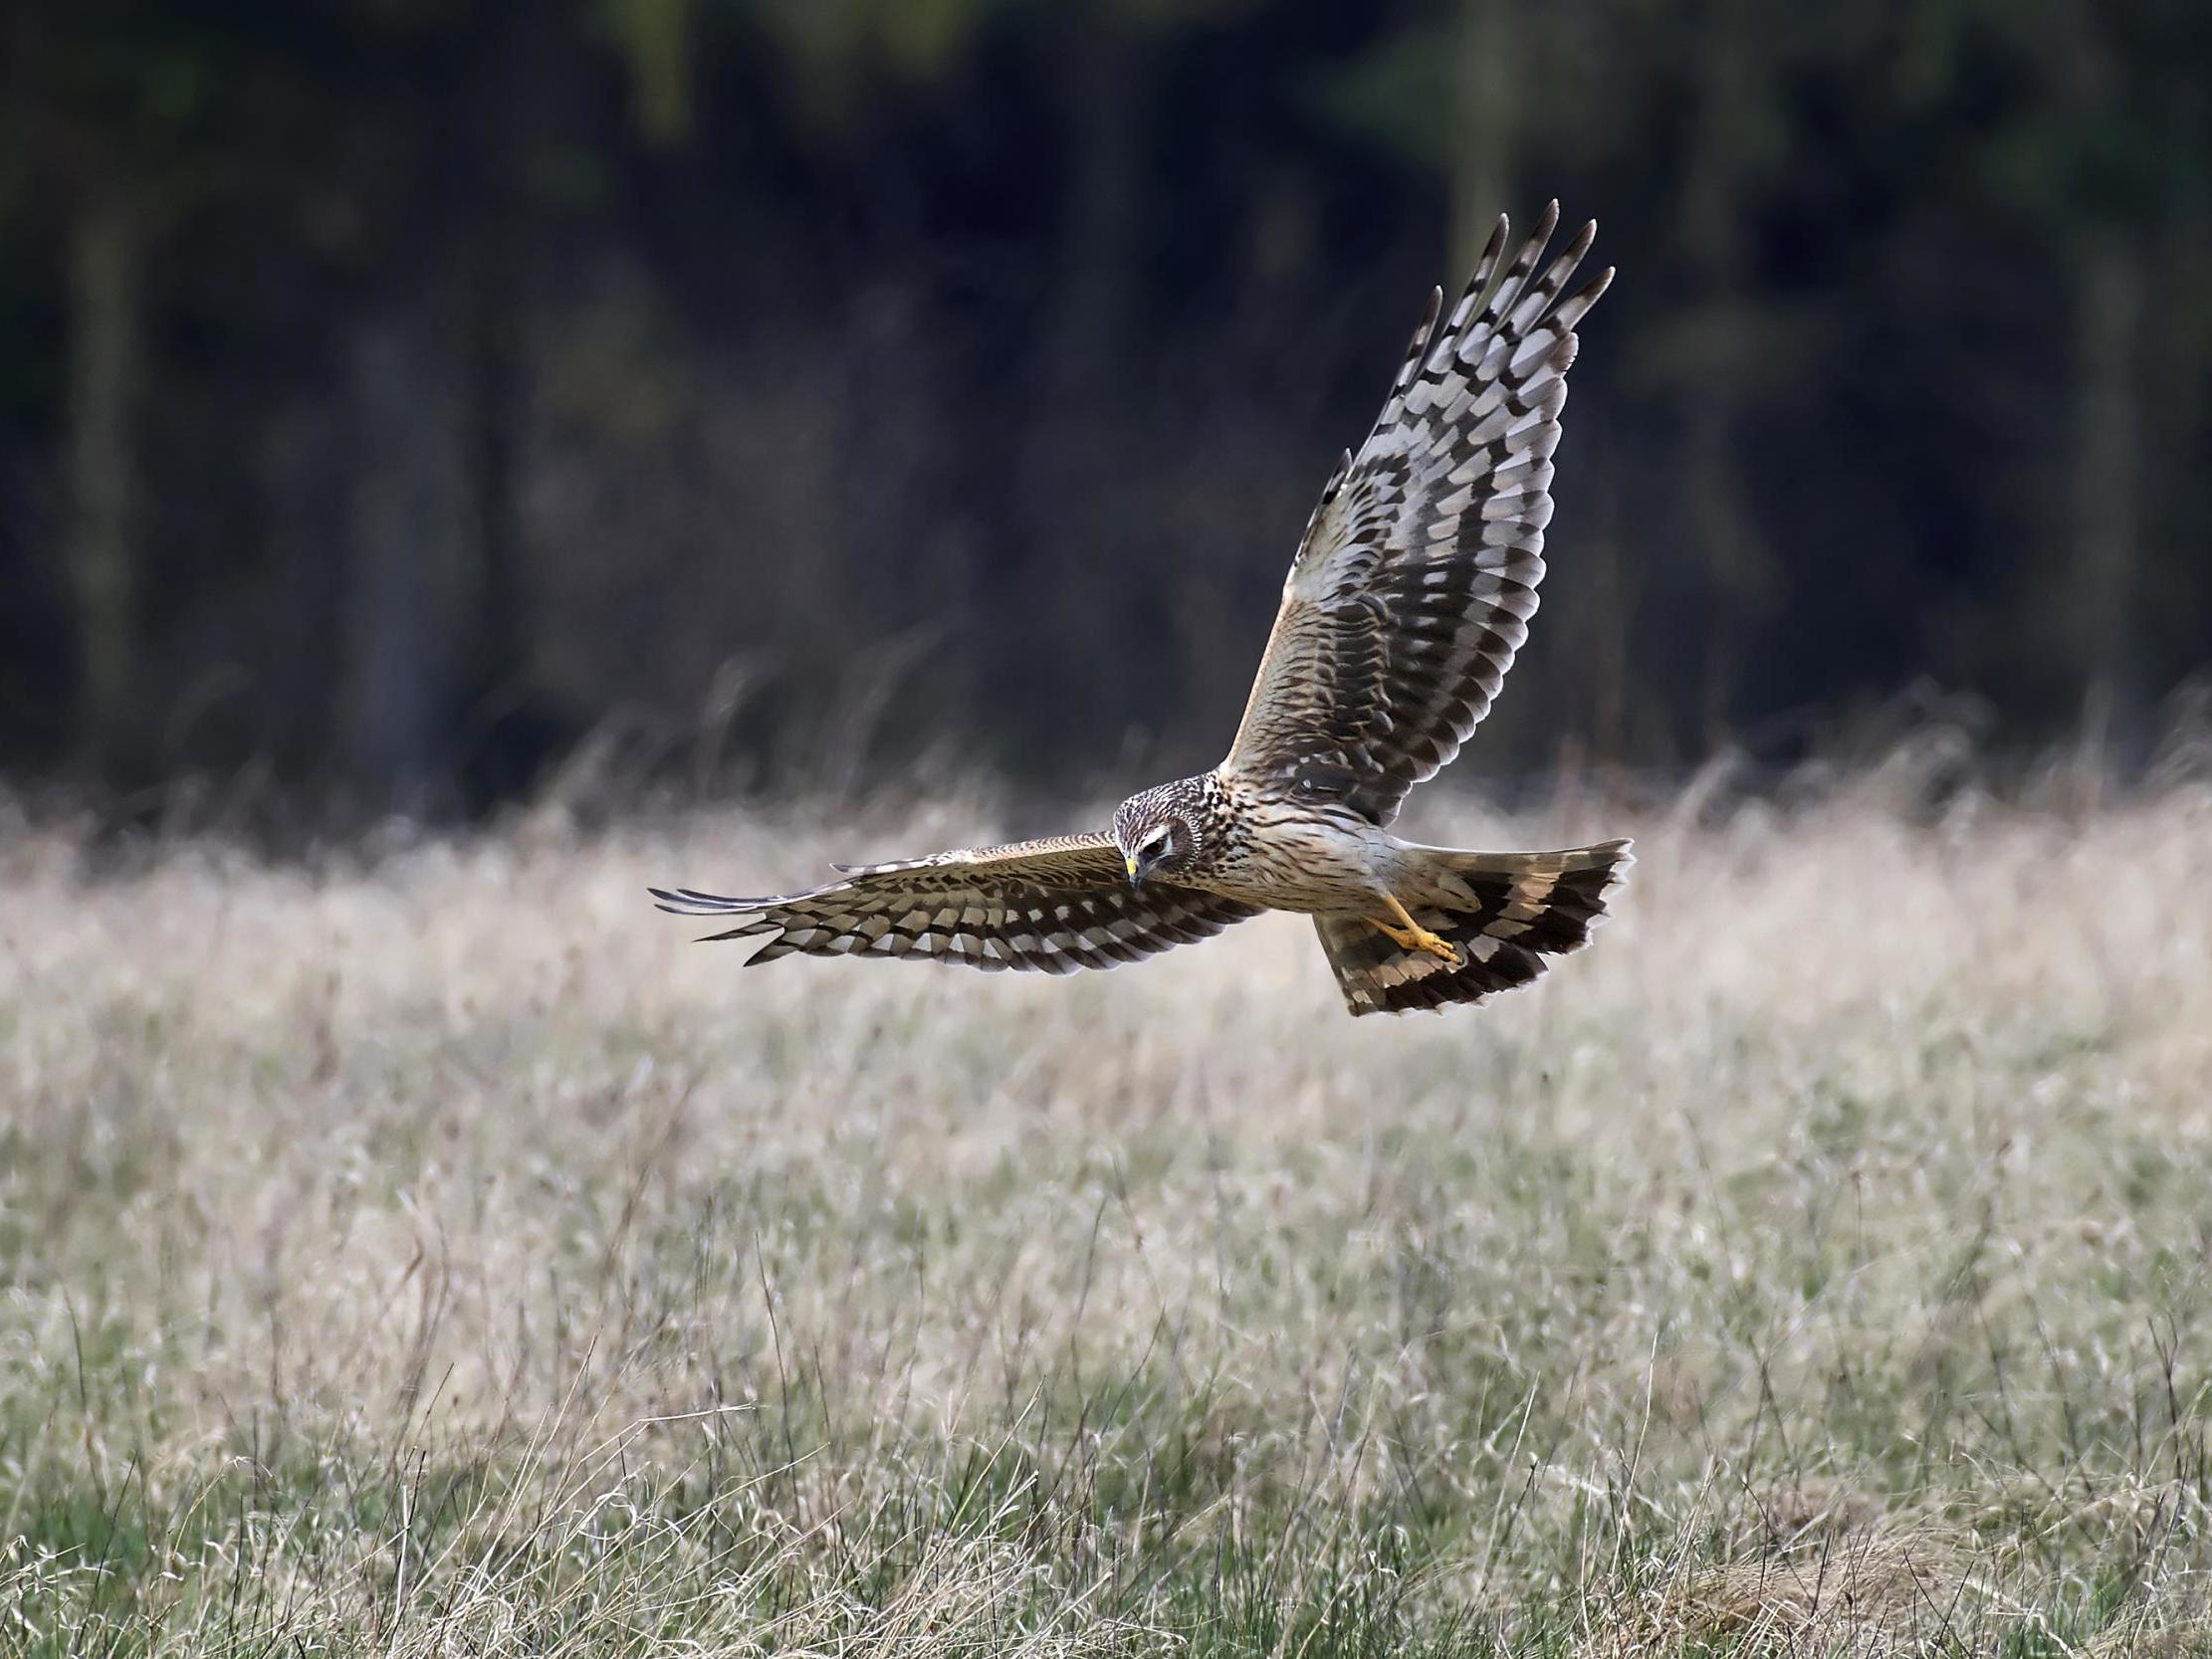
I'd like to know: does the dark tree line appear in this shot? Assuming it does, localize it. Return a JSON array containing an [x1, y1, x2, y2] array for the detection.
[[2, 0, 2208, 822]]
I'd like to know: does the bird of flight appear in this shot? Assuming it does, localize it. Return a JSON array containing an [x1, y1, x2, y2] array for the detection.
[[654, 204, 1629, 1016]]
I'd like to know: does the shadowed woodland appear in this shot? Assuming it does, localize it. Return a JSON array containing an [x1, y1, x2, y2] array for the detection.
[[3, 0, 2209, 823]]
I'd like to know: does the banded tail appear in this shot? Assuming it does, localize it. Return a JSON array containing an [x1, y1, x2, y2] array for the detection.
[[1316, 840, 1632, 1016]]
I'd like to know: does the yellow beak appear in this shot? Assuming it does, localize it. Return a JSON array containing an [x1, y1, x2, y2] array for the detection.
[[1124, 854, 1140, 882]]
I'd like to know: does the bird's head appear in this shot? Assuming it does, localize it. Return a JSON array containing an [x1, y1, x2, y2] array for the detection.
[[1112, 781, 1208, 888]]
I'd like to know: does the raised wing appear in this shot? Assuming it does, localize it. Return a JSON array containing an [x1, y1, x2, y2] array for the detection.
[[1222, 204, 1610, 826], [650, 833, 1260, 974]]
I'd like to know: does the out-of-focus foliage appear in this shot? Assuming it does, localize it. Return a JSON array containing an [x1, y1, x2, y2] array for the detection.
[[1, 0, 2207, 822]]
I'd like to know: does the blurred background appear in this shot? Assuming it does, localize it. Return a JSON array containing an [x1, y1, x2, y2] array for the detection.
[[2, 0, 2208, 830]]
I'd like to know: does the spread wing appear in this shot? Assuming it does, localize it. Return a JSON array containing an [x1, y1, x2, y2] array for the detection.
[[650, 833, 1261, 975], [1221, 204, 1610, 826]]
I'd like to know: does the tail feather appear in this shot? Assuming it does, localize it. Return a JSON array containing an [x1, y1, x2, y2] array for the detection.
[[1316, 839, 1631, 1016]]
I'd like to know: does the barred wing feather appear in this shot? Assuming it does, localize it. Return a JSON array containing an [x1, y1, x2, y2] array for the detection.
[[650, 833, 1260, 974], [1222, 204, 1610, 826]]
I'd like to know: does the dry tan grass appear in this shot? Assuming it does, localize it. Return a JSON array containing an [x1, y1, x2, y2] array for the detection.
[[4, 776, 2212, 1654], [1574, 1522, 1959, 1657]]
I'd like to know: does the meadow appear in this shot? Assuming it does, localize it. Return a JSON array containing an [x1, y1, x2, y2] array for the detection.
[[4, 763, 2212, 1656]]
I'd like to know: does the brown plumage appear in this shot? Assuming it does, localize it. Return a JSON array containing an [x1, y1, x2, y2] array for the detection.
[[652, 834, 1259, 975], [655, 204, 1630, 1016]]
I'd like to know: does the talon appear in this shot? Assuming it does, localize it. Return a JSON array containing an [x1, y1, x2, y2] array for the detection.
[[1370, 895, 1463, 968]]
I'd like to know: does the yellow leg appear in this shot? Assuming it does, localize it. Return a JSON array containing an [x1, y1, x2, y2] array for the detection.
[[1370, 893, 1462, 968]]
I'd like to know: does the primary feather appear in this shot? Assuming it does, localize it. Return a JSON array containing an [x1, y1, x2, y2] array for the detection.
[[1222, 203, 1610, 825], [651, 834, 1259, 974]]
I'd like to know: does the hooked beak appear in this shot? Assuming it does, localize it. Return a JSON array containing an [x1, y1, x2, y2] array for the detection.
[[1124, 852, 1142, 888]]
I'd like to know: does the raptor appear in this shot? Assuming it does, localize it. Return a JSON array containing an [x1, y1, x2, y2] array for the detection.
[[655, 205, 1629, 1015]]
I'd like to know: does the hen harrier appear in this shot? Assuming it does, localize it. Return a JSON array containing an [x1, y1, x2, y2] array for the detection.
[[654, 204, 1629, 1015]]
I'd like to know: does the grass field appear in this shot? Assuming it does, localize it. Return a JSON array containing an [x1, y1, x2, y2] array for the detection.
[[5, 773, 2212, 1656]]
